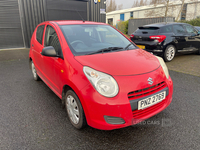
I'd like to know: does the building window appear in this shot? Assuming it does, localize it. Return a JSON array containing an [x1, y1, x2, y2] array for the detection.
[[120, 14, 124, 21], [130, 12, 133, 18], [108, 18, 113, 26], [181, 4, 187, 20]]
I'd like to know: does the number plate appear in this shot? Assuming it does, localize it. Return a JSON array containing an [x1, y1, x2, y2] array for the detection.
[[138, 91, 166, 110], [137, 45, 145, 49]]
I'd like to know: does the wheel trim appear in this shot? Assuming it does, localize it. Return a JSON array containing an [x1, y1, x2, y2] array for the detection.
[[166, 47, 175, 61], [31, 62, 37, 78], [66, 95, 80, 124]]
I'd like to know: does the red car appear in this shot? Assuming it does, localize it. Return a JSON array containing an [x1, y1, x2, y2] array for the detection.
[[29, 20, 173, 130]]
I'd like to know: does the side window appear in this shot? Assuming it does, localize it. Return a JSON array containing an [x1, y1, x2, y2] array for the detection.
[[36, 25, 45, 45], [173, 25, 186, 35], [160, 25, 172, 33], [184, 25, 197, 34], [45, 25, 61, 55]]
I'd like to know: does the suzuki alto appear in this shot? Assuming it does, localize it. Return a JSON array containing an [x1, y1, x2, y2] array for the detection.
[[29, 20, 173, 130]]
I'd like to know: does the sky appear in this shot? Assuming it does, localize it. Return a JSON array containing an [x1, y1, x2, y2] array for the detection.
[[114, 0, 134, 9]]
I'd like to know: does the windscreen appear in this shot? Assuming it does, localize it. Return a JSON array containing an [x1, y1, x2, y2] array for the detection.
[[60, 24, 136, 56]]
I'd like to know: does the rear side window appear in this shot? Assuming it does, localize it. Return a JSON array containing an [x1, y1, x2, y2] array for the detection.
[[36, 25, 45, 45], [160, 26, 172, 33], [173, 24, 186, 35], [135, 27, 159, 34]]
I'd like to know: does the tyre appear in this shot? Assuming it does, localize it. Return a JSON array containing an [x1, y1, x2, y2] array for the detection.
[[31, 61, 40, 81], [197, 49, 200, 55], [65, 90, 87, 129], [163, 45, 176, 62]]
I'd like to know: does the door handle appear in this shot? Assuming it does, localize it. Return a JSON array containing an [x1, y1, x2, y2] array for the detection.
[[32, 44, 34, 47]]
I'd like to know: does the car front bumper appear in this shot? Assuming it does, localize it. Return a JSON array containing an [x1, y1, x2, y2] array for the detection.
[[79, 67, 173, 130]]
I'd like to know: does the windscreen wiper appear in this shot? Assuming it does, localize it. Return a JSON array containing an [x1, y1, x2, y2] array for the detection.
[[87, 47, 124, 55], [124, 43, 133, 50]]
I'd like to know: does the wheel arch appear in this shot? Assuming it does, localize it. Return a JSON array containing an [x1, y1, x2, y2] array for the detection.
[[62, 85, 73, 105], [62, 84, 88, 126], [164, 42, 177, 53], [29, 57, 32, 69], [61, 84, 86, 111]]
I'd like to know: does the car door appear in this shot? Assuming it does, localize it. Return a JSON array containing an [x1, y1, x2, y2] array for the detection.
[[43, 24, 64, 95], [172, 24, 189, 51], [32, 24, 45, 77], [183, 24, 199, 51]]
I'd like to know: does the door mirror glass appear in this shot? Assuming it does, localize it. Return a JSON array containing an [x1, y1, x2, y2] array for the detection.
[[41, 46, 57, 57]]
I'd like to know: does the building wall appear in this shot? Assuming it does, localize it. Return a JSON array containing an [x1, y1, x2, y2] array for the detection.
[[0, 0, 24, 49], [124, 12, 130, 21], [19, 0, 46, 48], [89, 0, 106, 23], [106, 1, 200, 26], [0, 0, 106, 49], [186, 2, 200, 20]]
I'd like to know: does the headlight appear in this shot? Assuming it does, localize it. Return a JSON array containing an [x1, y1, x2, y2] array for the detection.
[[83, 66, 119, 97], [156, 56, 169, 79]]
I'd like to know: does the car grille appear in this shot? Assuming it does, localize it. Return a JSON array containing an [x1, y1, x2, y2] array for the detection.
[[128, 81, 167, 119], [132, 99, 166, 119], [128, 81, 166, 101]]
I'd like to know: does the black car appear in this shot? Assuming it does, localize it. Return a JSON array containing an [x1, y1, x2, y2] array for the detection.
[[130, 22, 200, 61], [195, 26, 200, 31]]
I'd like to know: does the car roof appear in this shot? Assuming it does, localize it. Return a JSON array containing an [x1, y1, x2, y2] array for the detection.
[[45, 20, 106, 25], [143, 22, 188, 27]]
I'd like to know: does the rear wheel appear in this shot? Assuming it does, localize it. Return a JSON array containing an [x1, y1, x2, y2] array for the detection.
[[197, 49, 200, 55], [65, 90, 87, 129], [31, 61, 40, 81], [163, 45, 176, 62]]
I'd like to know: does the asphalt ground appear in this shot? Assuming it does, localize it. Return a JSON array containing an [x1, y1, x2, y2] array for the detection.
[[166, 53, 200, 77], [0, 49, 200, 150]]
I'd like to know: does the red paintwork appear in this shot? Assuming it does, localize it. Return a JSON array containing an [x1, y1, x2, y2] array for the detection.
[[130, 34, 134, 38], [29, 20, 173, 130], [75, 49, 160, 76]]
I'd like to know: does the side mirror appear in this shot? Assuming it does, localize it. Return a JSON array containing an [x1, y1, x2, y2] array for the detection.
[[41, 46, 57, 57]]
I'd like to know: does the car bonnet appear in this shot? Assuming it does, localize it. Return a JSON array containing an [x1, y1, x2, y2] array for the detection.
[[75, 49, 160, 76]]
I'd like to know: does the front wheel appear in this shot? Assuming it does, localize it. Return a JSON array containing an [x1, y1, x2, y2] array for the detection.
[[65, 90, 87, 129], [163, 45, 176, 62]]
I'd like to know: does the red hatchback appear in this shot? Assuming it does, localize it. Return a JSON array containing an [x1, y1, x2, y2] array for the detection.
[[29, 20, 173, 130]]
